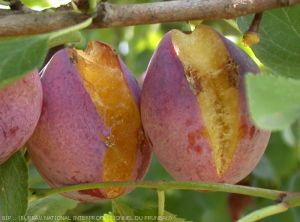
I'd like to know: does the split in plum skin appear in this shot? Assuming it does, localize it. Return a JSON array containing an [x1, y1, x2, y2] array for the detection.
[[172, 27, 241, 176], [28, 41, 151, 202], [141, 25, 271, 183]]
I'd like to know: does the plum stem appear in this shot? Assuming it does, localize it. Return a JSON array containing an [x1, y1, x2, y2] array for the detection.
[[242, 13, 263, 46], [88, 0, 97, 14], [30, 180, 286, 200], [237, 203, 288, 222], [30, 181, 300, 221], [247, 13, 263, 34], [157, 190, 165, 219]]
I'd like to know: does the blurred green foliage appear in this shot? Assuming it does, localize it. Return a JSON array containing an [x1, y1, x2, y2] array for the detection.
[[0, 151, 28, 219]]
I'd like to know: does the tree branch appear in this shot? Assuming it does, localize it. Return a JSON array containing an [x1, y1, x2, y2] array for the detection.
[[237, 203, 288, 222], [1, 0, 300, 36]]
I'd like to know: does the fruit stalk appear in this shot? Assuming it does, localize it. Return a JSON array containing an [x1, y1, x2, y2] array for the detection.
[[30, 181, 300, 222], [30, 180, 285, 201]]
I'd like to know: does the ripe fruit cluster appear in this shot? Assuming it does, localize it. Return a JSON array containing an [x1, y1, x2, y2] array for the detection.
[[0, 25, 270, 202]]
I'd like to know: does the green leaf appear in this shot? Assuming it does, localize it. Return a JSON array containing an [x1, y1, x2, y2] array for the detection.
[[252, 132, 298, 186], [252, 156, 277, 181], [112, 200, 135, 222], [290, 119, 300, 147], [0, 151, 28, 219], [63, 201, 111, 222], [265, 133, 298, 179], [164, 211, 190, 222], [112, 200, 190, 222], [0, 35, 48, 88], [134, 208, 190, 222], [0, 18, 86, 89], [288, 171, 300, 192], [286, 172, 300, 221], [246, 74, 300, 130], [237, 6, 300, 78], [26, 195, 78, 222]]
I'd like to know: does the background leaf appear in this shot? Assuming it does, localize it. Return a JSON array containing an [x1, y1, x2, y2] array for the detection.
[[290, 120, 300, 147], [246, 74, 300, 130], [26, 195, 78, 222], [0, 35, 48, 88], [0, 151, 28, 219], [265, 133, 298, 179], [252, 156, 277, 181], [112, 200, 135, 222], [112, 200, 190, 222], [237, 5, 300, 79]]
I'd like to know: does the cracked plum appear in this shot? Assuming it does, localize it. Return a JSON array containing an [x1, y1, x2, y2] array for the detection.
[[28, 41, 151, 202], [141, 25, 271, 183]]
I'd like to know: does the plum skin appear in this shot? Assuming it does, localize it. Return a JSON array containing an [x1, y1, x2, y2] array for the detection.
[[28, 42, 151, 202], [0, 71, 42, 164], [141, 25, 271, 184]]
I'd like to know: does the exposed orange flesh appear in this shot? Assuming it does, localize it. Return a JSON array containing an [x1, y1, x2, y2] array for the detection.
[[171, 25, 240, 176], [69, 42, 141, 198]]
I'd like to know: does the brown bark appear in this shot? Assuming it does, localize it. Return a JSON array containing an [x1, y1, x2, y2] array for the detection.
[[0, 0, 299, 36]]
